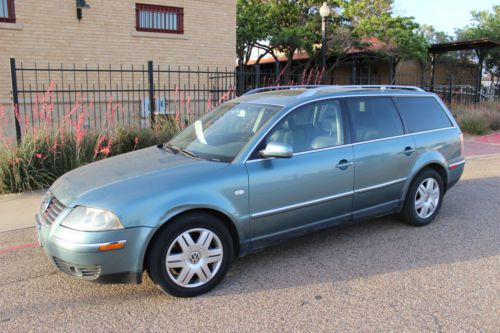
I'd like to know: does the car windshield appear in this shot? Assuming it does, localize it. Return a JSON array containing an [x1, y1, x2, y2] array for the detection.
[[167, 102, 283, 162]]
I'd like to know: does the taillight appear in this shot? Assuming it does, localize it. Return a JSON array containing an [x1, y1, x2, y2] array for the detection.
[[460, 133, 464, 156]]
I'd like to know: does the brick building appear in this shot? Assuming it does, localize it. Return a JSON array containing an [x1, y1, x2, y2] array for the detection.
[[0, 0, 237, 105]]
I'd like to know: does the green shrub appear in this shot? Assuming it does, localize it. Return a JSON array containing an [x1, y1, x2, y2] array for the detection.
[[451, 101, 500, 134], [457, 112, 489, 135], [482, 110, 500, 131], [0, 118, 179, 194]]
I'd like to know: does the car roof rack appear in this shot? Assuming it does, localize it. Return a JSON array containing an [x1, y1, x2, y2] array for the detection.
[[339, 85, 425, 92], [243, 84, 424, 96], [242, 85, 326, 96]]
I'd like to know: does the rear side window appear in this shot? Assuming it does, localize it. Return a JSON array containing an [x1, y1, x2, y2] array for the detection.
[[396, 97, 453, 133], [345, 97, 404, 142]]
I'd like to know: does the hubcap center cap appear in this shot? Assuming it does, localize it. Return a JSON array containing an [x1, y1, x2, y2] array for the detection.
[[188, 251, 201, 264]]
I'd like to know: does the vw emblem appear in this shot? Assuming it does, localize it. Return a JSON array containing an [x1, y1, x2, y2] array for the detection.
[[189, 251, 201, 264], [41, 196, 52, 213]]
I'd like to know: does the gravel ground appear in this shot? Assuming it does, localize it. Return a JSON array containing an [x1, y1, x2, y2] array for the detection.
[[0, 155, 499, 332]]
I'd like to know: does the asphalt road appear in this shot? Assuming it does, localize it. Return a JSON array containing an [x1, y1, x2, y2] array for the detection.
[[1, 154, 499, 332]]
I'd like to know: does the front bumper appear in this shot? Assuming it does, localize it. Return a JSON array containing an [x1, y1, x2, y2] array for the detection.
[[36, 214, 154, 284]]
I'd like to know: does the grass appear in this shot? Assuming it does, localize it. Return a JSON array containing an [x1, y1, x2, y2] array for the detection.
[[451, 101, 500, 135]]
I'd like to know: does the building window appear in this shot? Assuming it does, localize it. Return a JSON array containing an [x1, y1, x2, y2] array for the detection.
[[0, 0, 16, 23], [136, 3, 183, 34]]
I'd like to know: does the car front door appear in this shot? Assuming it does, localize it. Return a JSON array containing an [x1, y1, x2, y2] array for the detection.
[[245, 100, 354, 248], [344, 97, 416, 218]]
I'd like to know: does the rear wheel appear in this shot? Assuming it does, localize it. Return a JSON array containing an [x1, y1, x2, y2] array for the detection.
[[146, 212, 234, 297], [401, 169, 444, 226]]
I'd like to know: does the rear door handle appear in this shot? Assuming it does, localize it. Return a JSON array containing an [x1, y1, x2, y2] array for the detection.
[[400, 146, 416, 156], [336, 159, 353, 170]]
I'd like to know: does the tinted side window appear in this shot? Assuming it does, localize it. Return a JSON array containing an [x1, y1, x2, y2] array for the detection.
[[345, 97, 404, 142], [396, 97, 453, 133], [265, 100, 345, 154]]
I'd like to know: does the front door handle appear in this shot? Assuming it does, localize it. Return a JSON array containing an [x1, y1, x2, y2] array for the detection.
[[400, 146, 416, 156], [336, 159, 353, 170]]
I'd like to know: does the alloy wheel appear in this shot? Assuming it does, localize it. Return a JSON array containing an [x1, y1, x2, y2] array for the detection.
[[165, 228, 223, 288], [414, 178, 440, 219]]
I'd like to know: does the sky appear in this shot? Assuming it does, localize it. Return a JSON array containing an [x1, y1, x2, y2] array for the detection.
[[393, 0, 497, 35]]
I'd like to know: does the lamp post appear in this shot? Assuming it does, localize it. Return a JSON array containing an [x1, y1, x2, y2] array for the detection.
[[319, 2, 331, 71]]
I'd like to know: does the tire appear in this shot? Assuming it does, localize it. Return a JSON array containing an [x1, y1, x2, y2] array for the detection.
[[146, 212, 234, 297], [401, 168, 444, 226]]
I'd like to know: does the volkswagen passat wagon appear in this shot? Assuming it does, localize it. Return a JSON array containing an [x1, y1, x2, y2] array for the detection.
[[36, 85, 465, 297]]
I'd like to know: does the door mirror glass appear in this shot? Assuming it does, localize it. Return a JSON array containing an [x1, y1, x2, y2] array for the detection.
[[259, 142, 293, 159]]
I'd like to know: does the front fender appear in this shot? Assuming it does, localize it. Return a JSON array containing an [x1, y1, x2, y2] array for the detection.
[[133, 187, 251, 272]]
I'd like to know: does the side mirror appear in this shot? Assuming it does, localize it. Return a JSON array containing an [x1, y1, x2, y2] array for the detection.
[[259, 142, 293, 159]]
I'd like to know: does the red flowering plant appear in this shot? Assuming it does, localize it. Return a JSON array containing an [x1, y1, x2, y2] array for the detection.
[[0, 82, 180, 194]]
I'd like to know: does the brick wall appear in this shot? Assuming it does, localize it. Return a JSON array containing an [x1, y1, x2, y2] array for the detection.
[[0, 0, 236, 103]]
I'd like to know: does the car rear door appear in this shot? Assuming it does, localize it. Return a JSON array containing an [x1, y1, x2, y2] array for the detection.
[[245, 100, 354, 247], [344, 96, 417, 218]]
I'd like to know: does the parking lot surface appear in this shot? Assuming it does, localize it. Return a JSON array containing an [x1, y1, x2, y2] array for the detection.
[[0, 154, 499, 332]]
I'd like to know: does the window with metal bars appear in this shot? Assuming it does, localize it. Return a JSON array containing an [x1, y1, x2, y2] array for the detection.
[[136, 3, 183, 34], [0, 0, 15, 23]]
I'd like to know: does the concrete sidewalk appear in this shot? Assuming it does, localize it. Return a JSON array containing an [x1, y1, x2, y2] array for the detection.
[[0, 133, 499, 233], [464, 132, 500, 157], [0, 190, 44, 232]]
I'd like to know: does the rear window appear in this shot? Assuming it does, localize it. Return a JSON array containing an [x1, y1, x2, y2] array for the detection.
[[345, 97, 404, 142], [396, 97, 453, 133]]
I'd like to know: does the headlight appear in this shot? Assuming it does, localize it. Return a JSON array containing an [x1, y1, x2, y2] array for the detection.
[[61, 206, 124, 231]]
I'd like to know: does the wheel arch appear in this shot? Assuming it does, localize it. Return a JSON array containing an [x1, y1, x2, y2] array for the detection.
[[397, 160, 449, 213], [142, 208, 241, 271]]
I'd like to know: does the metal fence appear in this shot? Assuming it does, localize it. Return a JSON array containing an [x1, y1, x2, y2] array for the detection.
[[9, 58, 237, 141], [8, 58, 500, 141]]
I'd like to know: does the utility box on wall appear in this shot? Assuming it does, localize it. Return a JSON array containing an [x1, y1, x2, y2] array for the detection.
[[141, 96, 170, 118], [140, 96, 172, 128]]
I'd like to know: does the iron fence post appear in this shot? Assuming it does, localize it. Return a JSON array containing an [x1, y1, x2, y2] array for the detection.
[[9, 58, 22, 142], [255, 64, 261, 88], [237, 67, 244, 96], [274, 61, 280, 83], [448, 75, 453, 104], [147, 60, 155, 126]]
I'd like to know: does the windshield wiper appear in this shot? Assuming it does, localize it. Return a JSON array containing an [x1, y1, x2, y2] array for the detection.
[[179, 148, 199, 158], [162, 143, 179, 153], [160, 143, 198, 159]]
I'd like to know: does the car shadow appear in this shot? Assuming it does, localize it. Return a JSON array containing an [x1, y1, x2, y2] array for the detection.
[[207, 175, 500, 297]]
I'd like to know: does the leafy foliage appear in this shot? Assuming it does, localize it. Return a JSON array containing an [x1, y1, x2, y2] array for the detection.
[[344, 0, 427, 80], [237, 0, 428, 79], [237, 0, 273, 64], [456, 5, 500, 83]]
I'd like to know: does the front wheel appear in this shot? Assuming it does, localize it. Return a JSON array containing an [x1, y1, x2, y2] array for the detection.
[[146, 212, 234, 297], [401, 169, 444, 226]]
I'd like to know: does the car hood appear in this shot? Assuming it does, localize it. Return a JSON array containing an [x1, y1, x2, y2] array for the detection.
[[50, 146, 226, 206]]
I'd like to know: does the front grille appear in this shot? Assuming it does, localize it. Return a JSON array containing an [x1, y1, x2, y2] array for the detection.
[[53, 257, 101, 280], [40, 196, 66, 226]]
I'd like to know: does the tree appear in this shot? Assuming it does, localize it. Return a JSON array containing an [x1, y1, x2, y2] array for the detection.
[[456, 5, 500, 85], [419, 24, 451, 45], [237, 0, 430, 83], [345, 0, 427, 83], [266, 0, 322, 80], [236, 0, 273, 66]]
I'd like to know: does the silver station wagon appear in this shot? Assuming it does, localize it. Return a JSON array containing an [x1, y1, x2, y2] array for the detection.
[[36, 85, 465, 297]]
